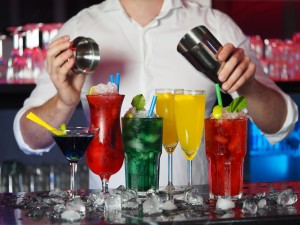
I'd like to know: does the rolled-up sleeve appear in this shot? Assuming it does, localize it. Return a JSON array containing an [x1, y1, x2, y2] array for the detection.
[[239, 39, 299, 145], [13, 71, 57, 155]]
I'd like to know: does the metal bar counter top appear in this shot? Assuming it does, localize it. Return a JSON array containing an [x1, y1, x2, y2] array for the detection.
[[0, 181, 299, 225]]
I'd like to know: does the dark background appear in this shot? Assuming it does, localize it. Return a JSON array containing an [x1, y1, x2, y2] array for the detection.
[[1, 0, 300, 39]]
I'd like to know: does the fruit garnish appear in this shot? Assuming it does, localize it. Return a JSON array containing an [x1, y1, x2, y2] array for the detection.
[[89, 86, 96, 95], [212, 105, 223, 119], [226, 96, 247, 113], [60, 123, 67, 134], [131, 94, 146, 111]]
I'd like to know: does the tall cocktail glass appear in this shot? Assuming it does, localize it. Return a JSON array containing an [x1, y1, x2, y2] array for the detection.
[[174, 90, 206, 186], [155, 89, 178, 194], [205, 114, 248, 199], [122, 117, 163, 192], [86, 94, 125, 193], [51, 127, 97, 198]]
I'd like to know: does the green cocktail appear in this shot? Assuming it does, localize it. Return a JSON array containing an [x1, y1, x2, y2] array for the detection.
[[122, 117, 163, 191]]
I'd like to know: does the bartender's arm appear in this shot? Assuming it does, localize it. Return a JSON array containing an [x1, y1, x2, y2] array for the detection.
[[217, 43, 288, 134], [19, 35, 86, 150]]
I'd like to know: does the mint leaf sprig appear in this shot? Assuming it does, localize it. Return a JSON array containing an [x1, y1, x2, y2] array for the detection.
[[226, 96, 247, 113]]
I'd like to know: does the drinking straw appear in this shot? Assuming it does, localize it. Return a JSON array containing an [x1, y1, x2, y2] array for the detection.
[[115, 73, 120, 92], [109, 74, 114, 83], [148, 95, 158, 118], [215, 83, 223, 106], [26, 112, 65, 136]]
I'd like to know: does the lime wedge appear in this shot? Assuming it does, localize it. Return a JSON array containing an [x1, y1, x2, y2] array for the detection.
[[131, 94, 146, 111], [60, 123, 67, 135], [212, 105, 223, 119]]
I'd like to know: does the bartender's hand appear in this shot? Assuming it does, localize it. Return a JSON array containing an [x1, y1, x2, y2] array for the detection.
[[46, 35, 86, 108], [217, 43, 256, 93]]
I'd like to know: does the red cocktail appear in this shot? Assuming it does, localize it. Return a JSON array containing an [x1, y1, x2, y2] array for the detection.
[[86, 94, 125, 193], [205, 115, 247, 199]]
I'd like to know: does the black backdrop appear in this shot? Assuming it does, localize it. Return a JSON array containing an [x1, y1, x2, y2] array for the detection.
[[1, 0, 299, 38]]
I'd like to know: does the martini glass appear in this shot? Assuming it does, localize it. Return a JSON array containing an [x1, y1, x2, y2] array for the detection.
[[51, 127, 98, 197], [174, 90, 206, 186]]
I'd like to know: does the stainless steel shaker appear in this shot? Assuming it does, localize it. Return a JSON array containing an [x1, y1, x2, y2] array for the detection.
[[70, 36, 100, 74], [177, 25, 223, 84]]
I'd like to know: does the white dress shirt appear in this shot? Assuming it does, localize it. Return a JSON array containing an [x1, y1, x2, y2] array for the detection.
[[13, 0, 298, 189]]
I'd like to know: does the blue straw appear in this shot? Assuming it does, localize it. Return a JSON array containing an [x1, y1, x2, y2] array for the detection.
[[109, 74, 114, 83], [148, 95, 157, 118], [115, 73, 120, 92]]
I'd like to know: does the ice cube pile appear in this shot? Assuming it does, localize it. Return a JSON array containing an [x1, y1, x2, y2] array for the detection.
[[124, 107, 147, 118], [1, 186, 298, 223], [210, 107, 248, 120], [124, 107, 159, 118], [89, 82, 118, 95]]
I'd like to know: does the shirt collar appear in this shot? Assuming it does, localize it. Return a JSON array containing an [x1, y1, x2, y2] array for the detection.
[[102, 0, 123, 12], [102, 0, 183, 13]]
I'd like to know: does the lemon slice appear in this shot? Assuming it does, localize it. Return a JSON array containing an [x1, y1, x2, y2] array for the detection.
[[212, 105, 223, 119], [89, 86, 96, 95]]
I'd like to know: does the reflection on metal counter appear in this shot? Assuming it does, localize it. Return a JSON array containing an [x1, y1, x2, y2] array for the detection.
[[0, 161, 89, 193]]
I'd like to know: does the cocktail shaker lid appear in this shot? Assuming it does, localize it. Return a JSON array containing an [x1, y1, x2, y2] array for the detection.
[[71, 36, 100, 74]]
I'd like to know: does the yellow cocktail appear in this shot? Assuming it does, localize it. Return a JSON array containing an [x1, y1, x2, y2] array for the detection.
[[156, 90, 178, 153], [155, 89, 179, 194], [174, 90, 206, 186]]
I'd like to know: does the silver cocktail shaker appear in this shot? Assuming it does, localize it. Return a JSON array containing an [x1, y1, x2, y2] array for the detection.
[[177, 25, 223, 84], [70, 36, 100, 74]]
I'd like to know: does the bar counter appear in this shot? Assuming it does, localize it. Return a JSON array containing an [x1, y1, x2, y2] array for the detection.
[[0, 181, 299, 225]]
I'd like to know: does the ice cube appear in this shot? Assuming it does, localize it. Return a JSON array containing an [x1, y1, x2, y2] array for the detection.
[[49, 188, 68, 199], [161, 200, 177, 211], [257, 198, 267, 208], [53, 203, 66, 213], [184, 187, 203, 205], [146, 187, 157, 198], [216, 198, 235, 210], [107, 82, 118, 93], [242, 198, 258, 214], [61, 209, 81, 222], [127, 139, 144, 151], [114, 185, 127, 193], [277, 189, 298, 206], [105, 194, 122, 211], [66, 197, 86, 214], [92, 82, 118, 95], [112, 186, 139, 204], [87, 192, 105, 208], [93, 83, 107, 94], [136, 110, 148, 118], [143, 195, 162, 214], [121, 189, 139, 203], [141, 133, 160, 143], [254, 192, 266, 199], [124, 107, 137, 118], [122, 199, 140, 209]]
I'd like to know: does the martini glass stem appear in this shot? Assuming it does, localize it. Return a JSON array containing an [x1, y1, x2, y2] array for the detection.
[[70, 162, 78, 197], [187, 160, 192, 186]]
